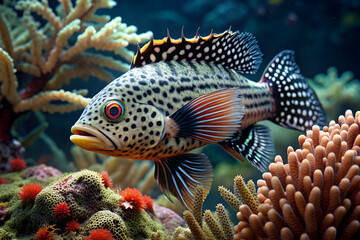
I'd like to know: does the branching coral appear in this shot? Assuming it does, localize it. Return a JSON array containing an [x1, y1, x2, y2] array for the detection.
[[0, 0, 152, 161], [234, 110, 360, 240], [308, 67, 360, 120], [174, 186, 235, 240]]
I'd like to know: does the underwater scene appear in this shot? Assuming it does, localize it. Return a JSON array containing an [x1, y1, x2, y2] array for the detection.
[[0, 0, 359, 239]]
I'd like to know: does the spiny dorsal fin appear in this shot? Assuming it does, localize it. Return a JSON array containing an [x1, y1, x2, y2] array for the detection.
[[131, 29, 263, 74]]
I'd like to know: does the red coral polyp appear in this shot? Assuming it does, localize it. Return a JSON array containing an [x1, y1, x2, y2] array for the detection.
[[65, 219, 80, 232], [53, 202, 71, 220], [119, 187, 146, 211], [0, 178, 8, 184], [35, 225, 55, 240], [142, 195, 154, 213], [18, 183, 42, 202], [100, 171, 113, 188], [10, 158, 27, 171], [83, 229, 115, 240]]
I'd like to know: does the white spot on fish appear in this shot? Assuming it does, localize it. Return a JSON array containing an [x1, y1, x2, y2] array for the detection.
[[167, 46, 176, 54]]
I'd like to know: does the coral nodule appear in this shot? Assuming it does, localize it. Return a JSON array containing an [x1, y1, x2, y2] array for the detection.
[[234, 110, 360, 240]]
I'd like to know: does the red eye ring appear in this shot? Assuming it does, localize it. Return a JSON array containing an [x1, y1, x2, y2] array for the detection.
[[104, 101, 124, 121]]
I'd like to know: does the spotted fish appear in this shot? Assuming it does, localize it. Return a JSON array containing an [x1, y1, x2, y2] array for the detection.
[[70, 29, 327, 209]]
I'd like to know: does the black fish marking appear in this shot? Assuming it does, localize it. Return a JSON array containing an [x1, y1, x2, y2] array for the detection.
[[131, 30, 263, 74]]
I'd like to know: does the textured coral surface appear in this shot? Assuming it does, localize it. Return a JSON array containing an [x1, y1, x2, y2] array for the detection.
[[235, 110, 360, 240]]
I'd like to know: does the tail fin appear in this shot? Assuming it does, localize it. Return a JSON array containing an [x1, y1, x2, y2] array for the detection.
[[261, 50, 327, 131]]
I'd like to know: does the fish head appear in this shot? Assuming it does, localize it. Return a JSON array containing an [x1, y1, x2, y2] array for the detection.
[[70, 80, 166, 157]]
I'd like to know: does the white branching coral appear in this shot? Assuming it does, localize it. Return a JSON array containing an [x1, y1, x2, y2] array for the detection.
[[0, 0, 153, 113]]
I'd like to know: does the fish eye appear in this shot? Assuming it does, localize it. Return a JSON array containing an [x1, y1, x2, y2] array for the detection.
[[104, 100, 124, 122]]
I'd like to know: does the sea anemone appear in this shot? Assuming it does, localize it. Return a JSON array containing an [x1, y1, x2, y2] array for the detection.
[[9, 158, 27, 171], [65, 219, 80, 232], [83, 229, 115, 240], [100, 171, 113, 188], [53, 202, 71, 220], [34, 225, 55, 240], [18, 182, 42, 202], [119, 187, 146, 211], [234, 110, 360, 239]]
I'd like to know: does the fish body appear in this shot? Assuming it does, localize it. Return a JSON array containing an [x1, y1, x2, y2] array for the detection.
[[71, 30, 326, 208]]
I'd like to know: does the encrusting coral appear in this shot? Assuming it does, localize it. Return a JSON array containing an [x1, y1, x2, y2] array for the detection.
[[1, 169, 171, 239], [234, 110, 360, 240], [0, 0, 152, 165], [71, 145, 157, 195]]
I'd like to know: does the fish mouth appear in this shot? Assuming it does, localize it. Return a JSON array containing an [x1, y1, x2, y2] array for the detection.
[[70, 124, 117, 152]]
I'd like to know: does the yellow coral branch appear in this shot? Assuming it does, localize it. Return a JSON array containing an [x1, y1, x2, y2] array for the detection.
[[0, 12, 14, 59], [44, 19, 81, 73], [16, 0, 62, 34], [14, 89, 90, 113], [0, 48, 20, 104]]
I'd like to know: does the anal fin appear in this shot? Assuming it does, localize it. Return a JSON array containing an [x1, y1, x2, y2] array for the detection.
[[219, 125, 274, 172], [154, 153, 213, 209]]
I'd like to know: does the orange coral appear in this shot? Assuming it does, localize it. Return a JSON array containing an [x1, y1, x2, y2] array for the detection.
[[34, 225, 55, 240], [119, 187, 146, 211], [234, 110, 360, 240], [100, 171, 113, 188], [142, 194, 154, 213], [18, 182, 42, 202], [83, 229, 115, 240]]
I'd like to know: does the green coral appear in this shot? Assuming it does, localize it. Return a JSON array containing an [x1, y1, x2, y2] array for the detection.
[[308, 67, 360, 120], [123, 210, 167, 239], [0, 169, 168, 239], [83, 210, 128, 239]]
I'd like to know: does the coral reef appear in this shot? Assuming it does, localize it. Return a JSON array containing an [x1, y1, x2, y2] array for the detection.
[[0, 0, 152, 166], [308, 67, 360, 120], [234, 110, 360, 239], [71, 146, 157, 195], [0, 169, 175, 239], [171, 186, 235, 240]]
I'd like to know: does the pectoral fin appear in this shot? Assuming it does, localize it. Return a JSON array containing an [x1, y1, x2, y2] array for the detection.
[[167, 88, 244, 143], [154, 153, 213, 209]]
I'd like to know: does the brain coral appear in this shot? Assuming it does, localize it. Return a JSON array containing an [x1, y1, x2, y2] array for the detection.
[[30, 170, 120, 227]]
